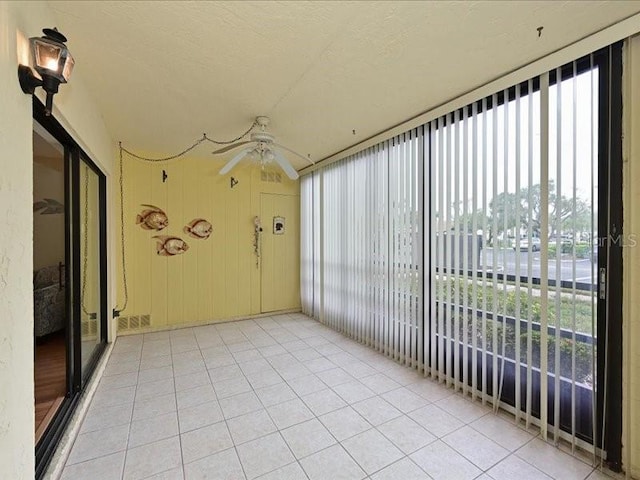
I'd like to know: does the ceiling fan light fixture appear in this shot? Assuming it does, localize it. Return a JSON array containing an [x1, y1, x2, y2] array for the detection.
[[255, 116, 270, 129], [214, 116, 311, 180]]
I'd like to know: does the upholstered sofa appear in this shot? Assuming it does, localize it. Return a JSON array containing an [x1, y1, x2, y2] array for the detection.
[[33, 264, 66, 337]]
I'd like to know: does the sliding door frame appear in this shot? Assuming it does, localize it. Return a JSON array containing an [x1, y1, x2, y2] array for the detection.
[[33, 98, 108, 479], [76, 152, 109, 387], [596, 41, 623, 471]]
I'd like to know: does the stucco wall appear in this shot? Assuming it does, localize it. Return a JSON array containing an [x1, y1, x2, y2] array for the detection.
[[0, 1, 113, 478], [623, 33, 640, 480]]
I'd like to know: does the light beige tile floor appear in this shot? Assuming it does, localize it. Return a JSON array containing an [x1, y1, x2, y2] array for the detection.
[[61, 313, 613, 480]]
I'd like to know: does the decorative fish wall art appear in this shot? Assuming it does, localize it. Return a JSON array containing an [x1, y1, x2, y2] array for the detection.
[[184, 218, 213, 240], [34, 198, 64, 215], [136, 204, 168, 231], [134, 203, 211, 257], [152, 236, 189, 256]]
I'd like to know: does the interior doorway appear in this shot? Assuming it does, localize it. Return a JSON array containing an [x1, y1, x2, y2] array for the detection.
[[260, 193, 300, 313], [33, 123, 67, 444]]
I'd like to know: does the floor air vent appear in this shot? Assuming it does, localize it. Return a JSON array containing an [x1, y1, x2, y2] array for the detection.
[[117, 314, 152, 332], [117, 317, 128, 331], [81, 318, 98, 339]]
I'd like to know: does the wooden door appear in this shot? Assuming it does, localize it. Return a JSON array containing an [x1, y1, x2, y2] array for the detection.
[[260, 193, 300, 312]]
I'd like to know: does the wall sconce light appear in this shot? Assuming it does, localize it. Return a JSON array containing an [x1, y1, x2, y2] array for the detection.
[[18, 27, 74, 116]]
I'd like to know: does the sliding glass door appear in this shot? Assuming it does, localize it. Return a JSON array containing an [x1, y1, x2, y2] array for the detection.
[[77, 157, 107, 383], [34, 101, 108, 478]]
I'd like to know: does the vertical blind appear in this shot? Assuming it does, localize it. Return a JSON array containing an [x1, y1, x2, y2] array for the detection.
[[302, 133, 423, 364], [301, 51, 607, 453]]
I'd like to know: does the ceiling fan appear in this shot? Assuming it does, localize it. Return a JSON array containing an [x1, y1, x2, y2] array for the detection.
[[213, 116, 313, 180]]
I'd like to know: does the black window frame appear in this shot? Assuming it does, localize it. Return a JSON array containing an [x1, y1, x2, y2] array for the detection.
[[425, 42, 623, 467]]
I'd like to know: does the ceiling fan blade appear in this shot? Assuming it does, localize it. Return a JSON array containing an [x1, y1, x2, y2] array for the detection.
[[272, 150, 299, 180], [273, 143, 314, 165], [219, 148, 252, 175], [212, 141, 251, 155]]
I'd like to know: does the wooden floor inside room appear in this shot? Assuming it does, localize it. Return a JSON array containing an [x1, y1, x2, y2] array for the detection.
[[35, 330, 66, 444]]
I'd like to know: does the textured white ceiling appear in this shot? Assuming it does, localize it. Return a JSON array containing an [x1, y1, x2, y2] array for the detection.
[[48, 1, 640, 168]]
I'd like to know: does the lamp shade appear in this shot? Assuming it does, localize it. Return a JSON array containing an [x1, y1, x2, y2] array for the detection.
[[30, 28, 74, 83]]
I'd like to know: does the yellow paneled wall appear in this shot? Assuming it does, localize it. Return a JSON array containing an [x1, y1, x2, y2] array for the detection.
[[115, 154, 300, 329]]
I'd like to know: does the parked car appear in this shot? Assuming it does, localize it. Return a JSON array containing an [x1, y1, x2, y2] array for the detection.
[[549, 234, 574, 245], [514, 237, 541, 252]]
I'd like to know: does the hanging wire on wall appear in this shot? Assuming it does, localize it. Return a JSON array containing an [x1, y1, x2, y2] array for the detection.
[[119, 120, 257, 163], [114, 120, 257, 316]]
